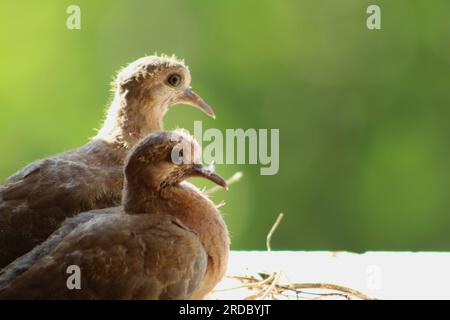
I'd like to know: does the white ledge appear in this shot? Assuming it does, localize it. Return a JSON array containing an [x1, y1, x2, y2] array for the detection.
[[210, 251, 450, 300]]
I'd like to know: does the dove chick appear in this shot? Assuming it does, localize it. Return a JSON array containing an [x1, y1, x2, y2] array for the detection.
[[0, 131, 229, 299], [0, 55, 214, 268]]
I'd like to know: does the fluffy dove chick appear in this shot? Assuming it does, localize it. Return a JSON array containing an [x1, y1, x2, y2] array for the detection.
[[0, 131, 229, 299], [0, 55, 214, 268]]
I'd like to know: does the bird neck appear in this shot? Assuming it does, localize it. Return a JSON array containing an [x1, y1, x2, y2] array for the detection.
[[122, 177, 160, 214], [163, 183, 230, 298], [94, 91, 166, 149]]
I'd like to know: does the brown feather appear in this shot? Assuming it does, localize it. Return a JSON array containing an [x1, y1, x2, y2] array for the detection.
[[0, 132, 229, 300], [0, 56, 209, 268]]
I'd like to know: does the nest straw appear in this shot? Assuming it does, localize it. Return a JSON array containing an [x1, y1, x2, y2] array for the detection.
[[208, 172, 376, 300]]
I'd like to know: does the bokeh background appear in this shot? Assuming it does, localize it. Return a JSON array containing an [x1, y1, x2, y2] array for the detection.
[[1, 0, 449, 251]]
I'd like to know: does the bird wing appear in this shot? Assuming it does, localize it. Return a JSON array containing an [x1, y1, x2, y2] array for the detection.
[[0, 207, 119, 286], [0, 154, 123, 268], [0, 214, 207, 300]]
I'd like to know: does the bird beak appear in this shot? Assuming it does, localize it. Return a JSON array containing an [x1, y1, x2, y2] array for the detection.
[[177, 87, 216, 119], [190, 163, 227, 189]]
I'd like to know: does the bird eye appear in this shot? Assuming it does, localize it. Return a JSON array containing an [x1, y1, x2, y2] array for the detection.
[[167, 73, 182, 87], [166, 147, 184, 163]]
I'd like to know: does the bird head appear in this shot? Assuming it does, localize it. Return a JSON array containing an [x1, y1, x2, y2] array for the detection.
[[115, 55, 214, 118], [124, 130, 227, 191], [98, 55, 214, 147]]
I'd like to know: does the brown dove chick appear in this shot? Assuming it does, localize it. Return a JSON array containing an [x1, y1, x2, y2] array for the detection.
[[0, 55, 214, 268], [0, 131, 230, 299]]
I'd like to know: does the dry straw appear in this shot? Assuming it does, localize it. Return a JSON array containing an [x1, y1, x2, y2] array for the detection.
[[209, 172, 376, 300]]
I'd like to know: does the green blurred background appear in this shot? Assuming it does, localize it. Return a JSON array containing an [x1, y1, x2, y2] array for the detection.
[[1, 0, 449, 251]]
